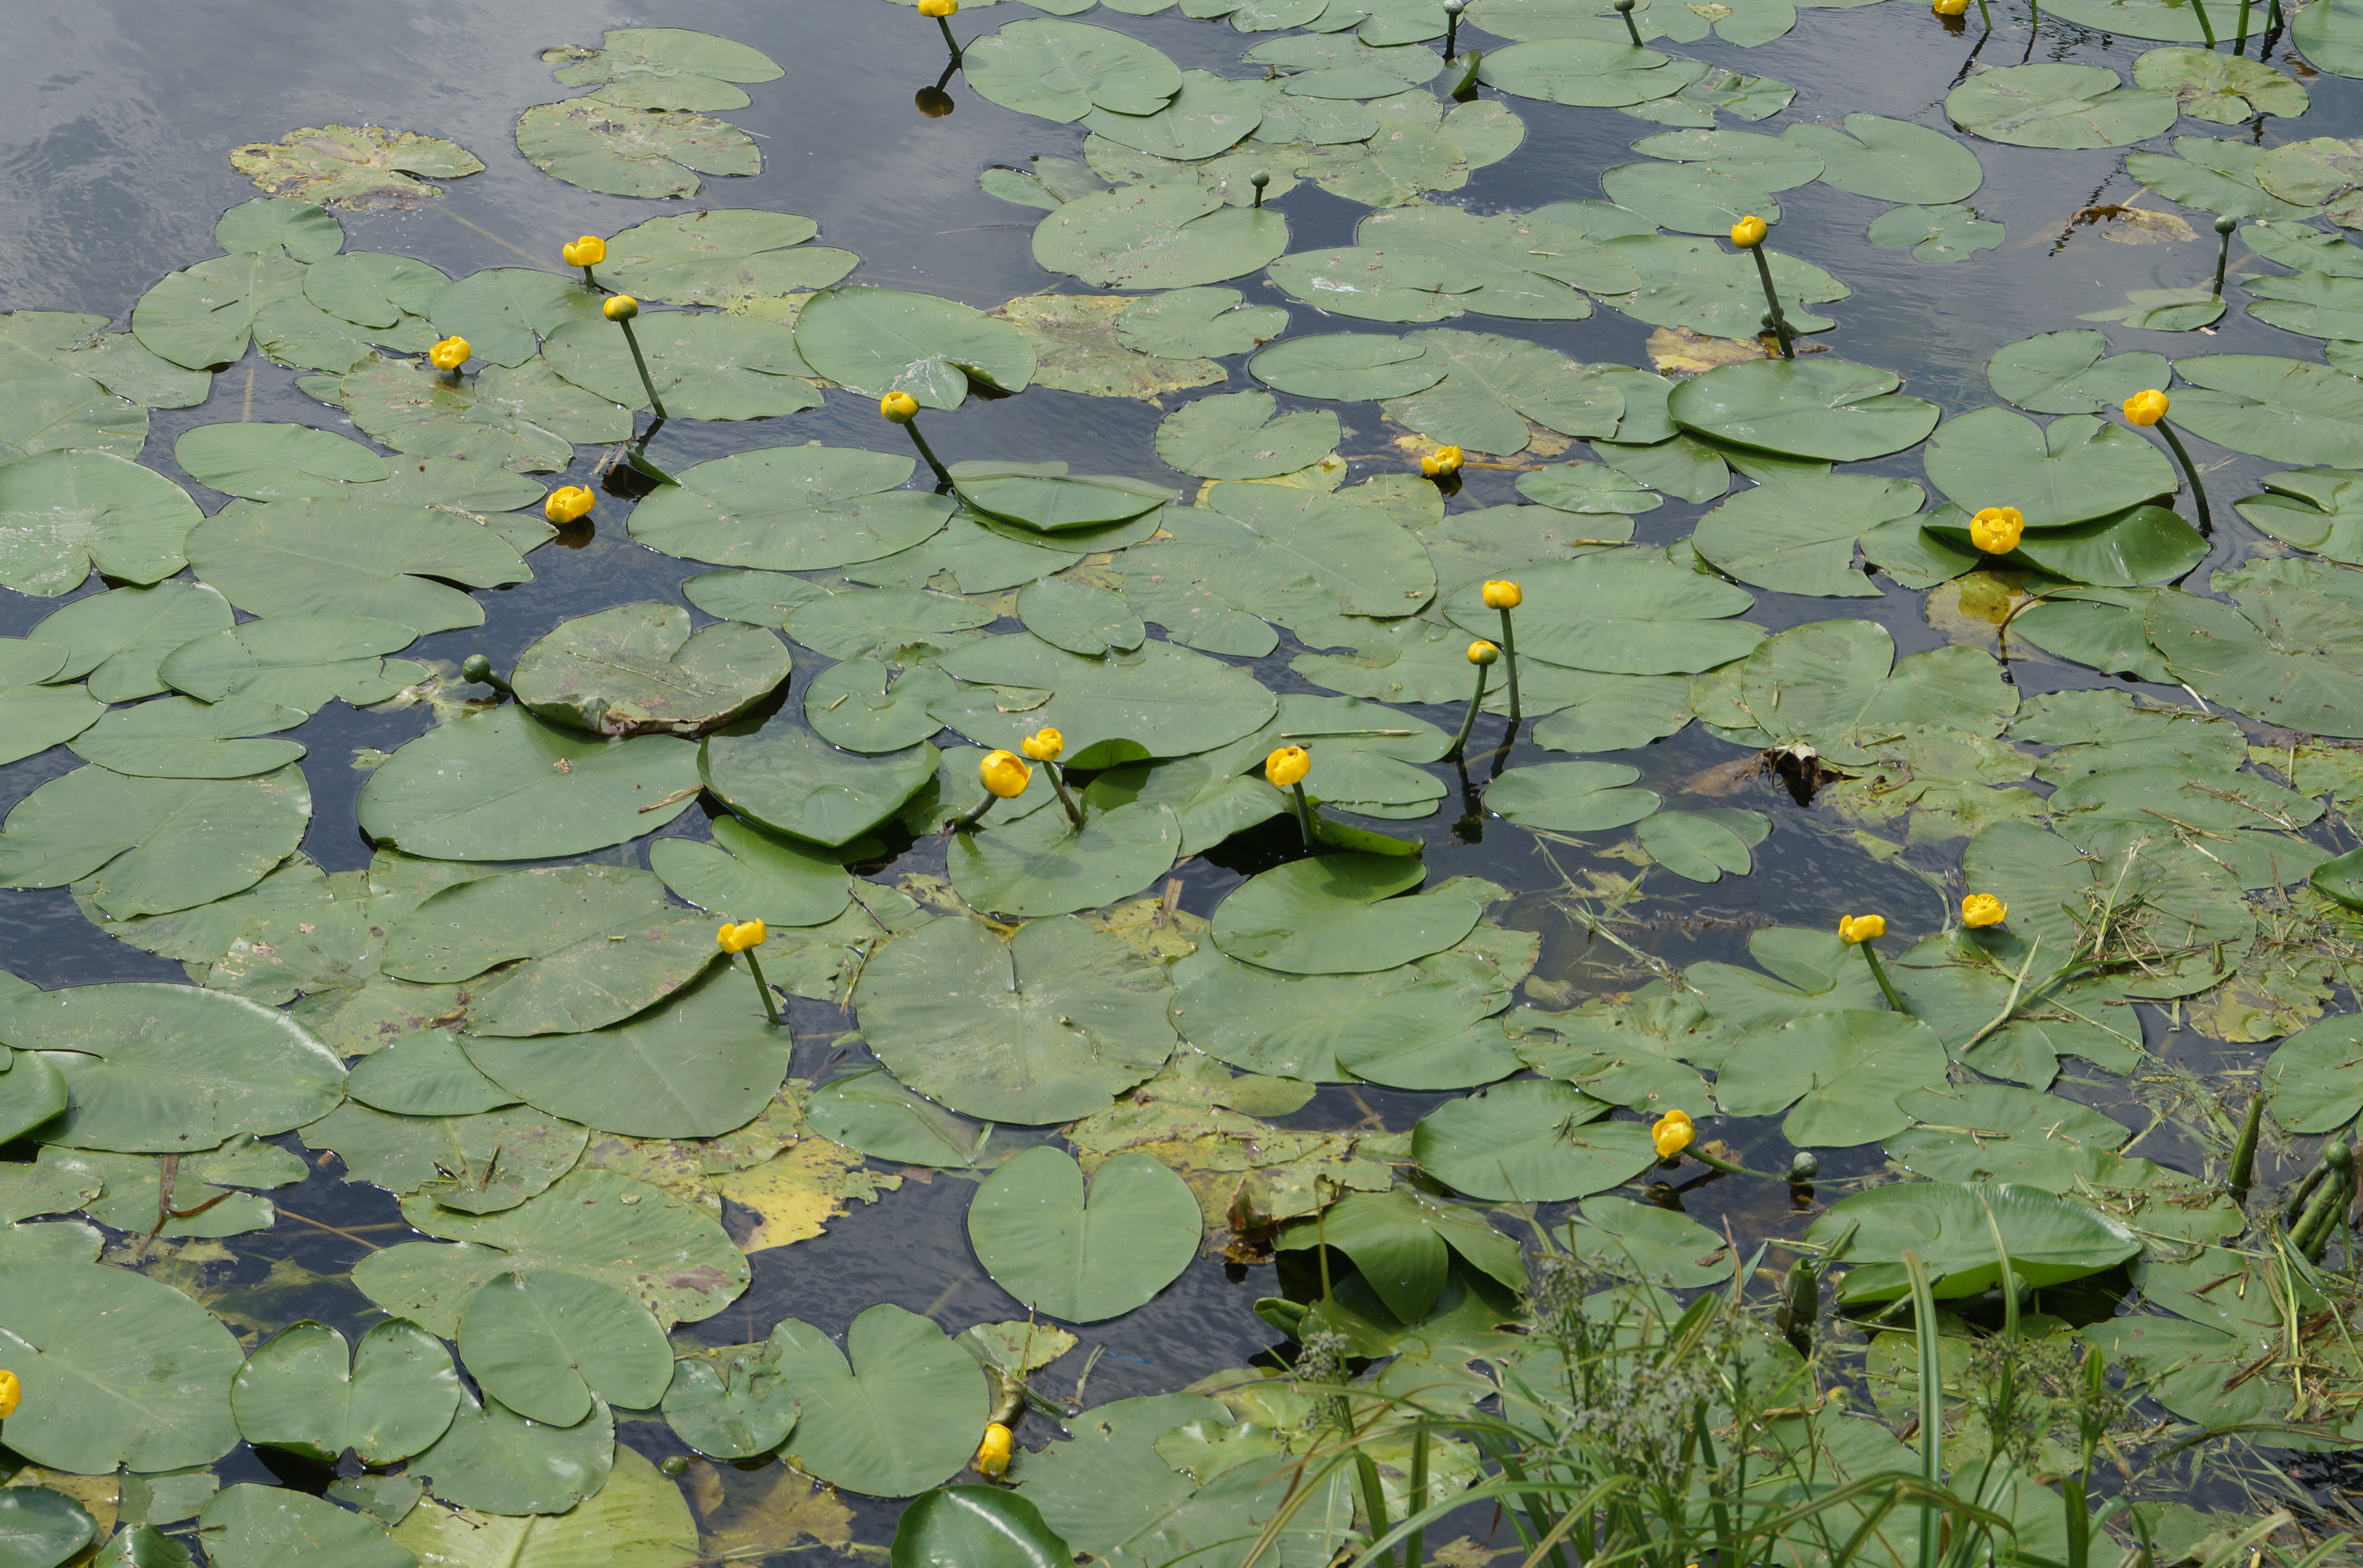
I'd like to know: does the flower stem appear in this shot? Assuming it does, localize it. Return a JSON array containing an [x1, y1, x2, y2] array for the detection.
[[2235, 0, 2251, 46], [1496, 606, 1522, 725], [2189, 0, 2217, 43], [1860, 942, 1910, 1014], [2227, 1092, 2264, 1196], [1445, 660, 1487, 761], [1046, 762, 1084, 829], [581, 265, 599, 290], [901, 417, 954, 487], [1289, 781, 1319, 852], [616, 317, 668, 422], [952, 788, 999, 832], [2156, 417, 2213, 534], [2212, 228, 2233, 298], [740, 950, 781, 1027], [1976, 0, 1993, 28], [936, 15, 962, 56], [1748, 244, 1795, 358]]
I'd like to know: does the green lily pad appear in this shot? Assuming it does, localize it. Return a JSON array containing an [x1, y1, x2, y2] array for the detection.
[[661, 1341, 799, 1460], [1378, 328, 1625, 455], [1636, 808, 1768, 883], [404, 1383, 615, 1516], [1691, 471, 1927, 597], [456, 1270, 673, 1426], [28, 583, 231, 703], [1530, 673, 1695, 752], [1018, 577, 1144, 657], [515, 100, 760, 199], [1805, 1180, 2141, 1302], [130, 252, 307, 370], [68, 695, 305, 779], [894, 1488, 1074, 1568], [338, 356, 630, 473], [768, 1306, 987, 1497], [391, 1443, 688, 1561], [511, 603, 789, 738], [599, 211, 856, 305], [1443, 552, 1761, 674], [1269, 206, 1635, 324], [303, 252, 449, 331], [952, 462, 1172, 534], [648, 816, 851, 928], [2254, 138, 2363, 226], [228, 125, 483, 207], [803, 662, 960, 754], [964, 19, 1183, 120], [301, 1102, 586, 1214], [1034, 184, 1290, 291], [854, 915, 1176, 1122], [199, 1486, 411, 1568], [951, 799, 1182, 918], [1155, 392, 1339, 480], [1174, 938, 1519, 1082], [2163, 355, 2363, 464], [1888, 1084, 2149, 1190], [1865, 203, 2005, 264], [358, 706, 701, 861], [2264, 1012, 2363, 1131], [1946, 64, 2178, 150], [1212, 855, 1482, 975], [187, 497, 528, 634], [0, 357, 148, 467], [347, 1033, 517, 1116], [1250, 332, 1450, 401], [1601, 232, 1848, 338], [1485, 761, 1662, 831], [1668, 358, 1940, 461], [805, 1067, 989, 1168], [1477, 38, 1687, 107], [0, 1489, 95, 1568], [2126, 136, 2321, 220], [543, 313, 817, 420], [0, 450, 203, 597], [2144, 558, 2363, 736], [1085, 70, 1265, 160], [427, 270, 607, 369], [701, 720, 936, 848], [1411, 1079, 1656, 1200], [1987, 331, 2172, 416], [543, 28, 783, 111], [2243, 270, 2363, 338], [932, 634, 1276, 765], [1117, 287, 1289, 358], [627, 445, 954, 570], [2235, 467, 2363, 562], [1923, 409, 2176, 528], [1693, 618, 2015, 762], [1713, 1010, 1950, 1146], [1603, 161, 1780, 236], [1783, 114, 1983, 203], [230, 1320, 460, 1463], [174, 422, 389, 501], [0, 765, 311, 918], [968, 1146, 1199, 1322], [1926, 501, 2204, 587], [2134, 47, 2308, 122], [158, 614, 428, 713], [795, 286, 1034, 408]]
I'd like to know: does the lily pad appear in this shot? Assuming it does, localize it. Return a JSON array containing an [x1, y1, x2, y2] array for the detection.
[[515, 101, 760, 199], [543, 28, 784, 111], [130, 252, 307, 370], [0, 450, 203, 597], [511, 603, 789, 737], [1443, 552, 1762, 674], [951, 799, 1182, 918], [1865, 204, 2005, 264], [648, 816, 851, 928], [1805, 1180, 2141, 1302], [932, 634, 1277, 765], [1117, 287, 1289, 358], [338, 356, 630, 474], [1411, 1079, 1656, 1200], [1485, 761, 1662, 832], [1035, 184, 1290, 291], [174, 423, 389, 501], [158, 614, 429, 713], [391, 1444, 688, 1563], [1380, 329, 1626, 455], [702, 721, 936, 847], [627, 445, 954, 570], [968, 1147, 1199, 1322], [1477, 38, 1687, 108], [2255, 138, 2363, 226], [1602, 232, 1849, 339], [1636, 808, 1768, 882], [1947, 64, 2178, 150], [403, 1384, 615, 1516], [1668, 358, 1940, 462], [2126, 137, 2321, 220], [2144, 558, 2363, 736], [661, 1342, 798, 1460], [1693, 618, 2015, 763], [599, 211, 856, 305], [1212, 855, 1483, 975], [2134, 47, 2308, 122], [1691, 471, 1927, 597], [0, 1490, 94, 1568], [1250, 333, 1450, 401], [964, 19, 1184, 121], [795, 286, 1034, 408], [228, 125, 483, 207], [805, 1067, 990, 1169], [0, 766, 311, 918], [1987, 331, 2172, 416], [358, 706, 701, 861], [769, 1306, 987, 1497], [854, 915, 1176, 1122], [1923, 409, 2175, 528], [68, 695, 305, 779], [953, 462, 1172, 534], [1156, 392, 1339, 479], [27, 583, 230, 703], [1784, 114, 1983, 203], [457, 1271, 673, 1426], [187, 498, 528, 634], [1713, 1010, 1952, 1146], [230, 1320, 460, 1463], [544, 313, 818, 420]]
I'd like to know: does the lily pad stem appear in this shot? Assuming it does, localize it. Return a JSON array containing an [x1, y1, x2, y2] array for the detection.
[[901, 416, 955, 487], [615, 316, 668, 424], [937, 15, 962, 56], [1496, 605, 1522, 724], [2227, 1091, 2264, 1197], [1612, 0, 1646, 45], [2189, 0, 2217, 44], [1686, 1140, 1786, 1181], [1290, 781, 1319, 852], [2212, 217, 2237, 298], [740, 950, 781, 1028], [1445, 658, 1487, 761], [1748, 245, 1795, 358], [952, 788, 1001, 833], [1858, 940, 1910, 1014], [580, 264, 599, 290], [2154, 417, 2213, 534], [1047, 761, 1085, 829]]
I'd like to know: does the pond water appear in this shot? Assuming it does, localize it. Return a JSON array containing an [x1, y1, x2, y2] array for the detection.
[[5, 0, 2363, 1561]]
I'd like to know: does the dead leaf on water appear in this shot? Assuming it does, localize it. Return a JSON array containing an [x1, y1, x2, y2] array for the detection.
[[1925, 570, 2033, 653], [692, 1461, 859, 1557], [716, 1136, 902, 1253], [1646, 326, 1775, 373], [990, 296, 1225, 401], [228, 126, 485, 209]]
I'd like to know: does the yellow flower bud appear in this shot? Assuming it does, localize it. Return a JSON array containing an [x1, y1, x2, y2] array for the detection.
[[921, 0, 961, 15], [2123, 389, 2169, 426], [1266, 744, 1310, 787], [717, 920, 768, 954], [1652, 1110, 1695, 1159], [603, 294, 640, 321], [1482, 579, 1523, 610], [975, 1421, 1011, 1476], [1021, 727, 1064, 762], [1838, 914, 1886, 946], [880, 391, 921, 422], [1962, 894, 2007, 928], [980, 750, 1032, 799], [428, 337, 471, 372], [1468, 640, 1499, 665], [1731, 215, 1769, 248], [562, 235, 607, 268], [0, 1369, 20, 1419], [1932, 0, 1968, 15], [1421, 445, 1465, 477], [544, 486, 595, 525], [1969, 505, 2024, 555]]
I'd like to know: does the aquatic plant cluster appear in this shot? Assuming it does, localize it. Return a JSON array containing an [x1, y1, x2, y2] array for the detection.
[[9, 0, 2363, 1563]]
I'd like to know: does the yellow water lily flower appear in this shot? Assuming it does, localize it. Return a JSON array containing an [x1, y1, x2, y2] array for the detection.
[[428, 336, 470, 371], [1482, 579, 1523, 609], [544, 486, 595, 525], [975, 1421, 1011, 1475], [1468, 640, 1499, 665], [1266, 744, 1311, 787], [2123, 389, 2169, 426], [880, 391, 921, 422], [1838, 913, 1885, 945], [1731, 215, 1769, 248], [981, 750, 1032, 798], [1932, 0, 1968, 15], [603, 294, 640, 321], [1421, 445, 1464, 477], [0, 1369, 19, 1419], [1652, 1110, 1695, 1158], [562, 234, 607, 267], [1969, 505, 2023, 554], [1962, 894, 2007, 928], [1021, 727, 1064, 762], [718, 919, 768, 953], [921, 0, 960, 15]]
